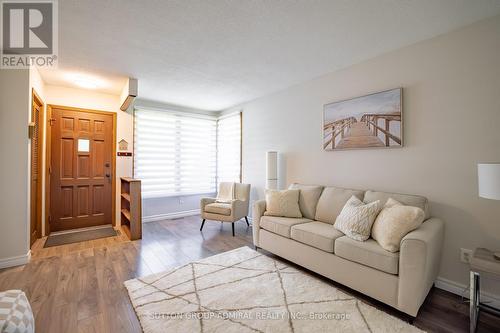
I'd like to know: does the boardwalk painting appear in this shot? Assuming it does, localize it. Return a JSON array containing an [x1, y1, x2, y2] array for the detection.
[[323, 88, 402, 150]]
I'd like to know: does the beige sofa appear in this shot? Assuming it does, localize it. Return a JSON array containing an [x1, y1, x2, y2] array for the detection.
[[252, 184, 444, 317]]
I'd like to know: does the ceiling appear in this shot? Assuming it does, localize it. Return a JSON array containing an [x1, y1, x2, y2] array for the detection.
[[40, 0, 500, 110]]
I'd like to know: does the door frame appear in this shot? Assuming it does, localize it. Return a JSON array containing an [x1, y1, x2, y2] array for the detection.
[[30, 89, 44, 245], [45, 105, 117, 234]]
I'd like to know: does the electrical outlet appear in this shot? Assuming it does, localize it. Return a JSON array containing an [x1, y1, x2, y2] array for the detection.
[[460, 248, 473, 263]]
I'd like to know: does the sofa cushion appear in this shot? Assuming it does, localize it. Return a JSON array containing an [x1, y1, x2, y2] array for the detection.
[[288, 183, 324, 220], [291, 221, 344, 253], [364, 190, 429, 219], [260, 216, 312, 238], [204, 202, 231, 216], [315, 187, 365, 224], [334, 236, 400, 274]]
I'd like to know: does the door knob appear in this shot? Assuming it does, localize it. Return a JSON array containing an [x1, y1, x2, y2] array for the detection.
[[105, 162, 110, 167], [106, 173, 111, 178]]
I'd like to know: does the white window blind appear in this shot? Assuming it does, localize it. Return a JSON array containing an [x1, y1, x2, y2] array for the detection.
[[217, 112, 242, 185], [134, 108, 217, 198]]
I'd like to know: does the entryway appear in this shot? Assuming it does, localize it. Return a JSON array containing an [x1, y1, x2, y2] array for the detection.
[[46, 105, 116, 233]]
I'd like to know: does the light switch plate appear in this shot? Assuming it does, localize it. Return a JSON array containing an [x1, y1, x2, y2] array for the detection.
[[28, 122, 35, 139]]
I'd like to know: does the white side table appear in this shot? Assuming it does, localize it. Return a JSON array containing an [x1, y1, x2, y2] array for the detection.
[[469, 248, 500, 333]]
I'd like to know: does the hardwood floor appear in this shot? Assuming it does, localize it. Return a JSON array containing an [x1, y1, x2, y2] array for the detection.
[[0, 216, 498, 333]]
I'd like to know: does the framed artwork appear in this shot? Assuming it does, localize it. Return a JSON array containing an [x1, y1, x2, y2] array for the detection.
[[323, 88, 402, 150]]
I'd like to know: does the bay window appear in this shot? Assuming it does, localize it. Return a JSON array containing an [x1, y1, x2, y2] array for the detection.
[[134, 108, 241, 198]]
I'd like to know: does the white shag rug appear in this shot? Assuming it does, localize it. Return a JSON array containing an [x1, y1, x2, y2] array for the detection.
[[125, 246, 424, 333]]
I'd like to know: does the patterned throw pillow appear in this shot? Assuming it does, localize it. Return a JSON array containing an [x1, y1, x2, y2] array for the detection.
[[0, 290, 34, 333], [334, 195, 380, 241], [264, 189, 303, 218], [371, 198, 425, 252]]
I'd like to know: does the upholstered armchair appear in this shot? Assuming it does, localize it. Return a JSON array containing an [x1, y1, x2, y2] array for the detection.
[[200, 182, 251, 236]]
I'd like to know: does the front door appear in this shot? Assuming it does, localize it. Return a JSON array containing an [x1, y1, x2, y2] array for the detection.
[[50, 106, 114, 231]]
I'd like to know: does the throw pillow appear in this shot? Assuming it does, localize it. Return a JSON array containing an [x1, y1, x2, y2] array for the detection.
[[371, 198, 425, 252], [264, 189, 303, 218], [334, 195, 380, 241], [288, 183, 324, 220]]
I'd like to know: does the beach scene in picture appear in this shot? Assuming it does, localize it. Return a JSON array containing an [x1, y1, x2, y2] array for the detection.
[[323, 88, 402, 150]]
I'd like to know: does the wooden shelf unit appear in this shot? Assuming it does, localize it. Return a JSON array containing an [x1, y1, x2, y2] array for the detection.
[[120, 177, 142, 240]]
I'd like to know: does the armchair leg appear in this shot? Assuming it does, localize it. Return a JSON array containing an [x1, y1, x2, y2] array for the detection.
[[200, 219, 206, 231], [244, 216, 249, 226], [232, 223, 235, 237]]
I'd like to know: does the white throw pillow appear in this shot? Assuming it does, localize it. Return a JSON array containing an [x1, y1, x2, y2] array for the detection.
[[264, 189, 303, 218], [334, 195, 380, 241], [372, 198, 425, 252]]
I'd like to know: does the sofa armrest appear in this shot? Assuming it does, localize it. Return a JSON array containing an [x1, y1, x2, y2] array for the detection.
[[200, 197, 216, 212], [398, 217, 444, 316], [252, 200, 267, 247]]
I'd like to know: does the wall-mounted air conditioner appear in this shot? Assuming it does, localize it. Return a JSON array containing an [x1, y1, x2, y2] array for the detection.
[[120, 78, 138, 111]]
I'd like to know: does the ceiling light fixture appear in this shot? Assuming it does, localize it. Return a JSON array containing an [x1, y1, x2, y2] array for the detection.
[[65, 72, 107, 90], [74, 78, 98, 89]]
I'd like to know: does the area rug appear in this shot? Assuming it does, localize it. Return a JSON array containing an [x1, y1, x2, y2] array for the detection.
[[125, 246, 423, 333]]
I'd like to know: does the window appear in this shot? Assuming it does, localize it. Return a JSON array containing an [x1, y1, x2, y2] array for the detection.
[[217, 112, 242, 185], [134, 108, 217, 198], [78, 139, 90, 152]]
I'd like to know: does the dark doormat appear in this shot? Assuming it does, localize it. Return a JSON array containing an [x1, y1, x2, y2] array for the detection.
[[44, 226, 118, 248]]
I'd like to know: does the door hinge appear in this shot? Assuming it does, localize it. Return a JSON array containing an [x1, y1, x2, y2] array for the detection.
[[48, 165, 52, 175], [49, 118, 56, 126]]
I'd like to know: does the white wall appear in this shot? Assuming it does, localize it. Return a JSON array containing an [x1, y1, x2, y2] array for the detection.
[[142, 193, 215, 221], [228, 16, 500, 296], [43, 85, 134, 227], [0, 70, 31, 265], [30, 67, 45, 100]]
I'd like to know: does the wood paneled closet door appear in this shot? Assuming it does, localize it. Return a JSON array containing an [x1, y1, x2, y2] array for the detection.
[[30, 91, 43, 246], [50, 107, 114, 231]]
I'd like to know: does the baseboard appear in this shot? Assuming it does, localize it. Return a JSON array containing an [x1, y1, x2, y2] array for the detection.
[[435, 276, 500, 309], [0, 251, 31, 269], [142, 209, 200, 223]]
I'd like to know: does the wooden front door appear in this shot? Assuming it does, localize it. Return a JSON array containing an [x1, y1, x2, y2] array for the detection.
[[50, 107, 115, 231], [30, 90, 43, 246]]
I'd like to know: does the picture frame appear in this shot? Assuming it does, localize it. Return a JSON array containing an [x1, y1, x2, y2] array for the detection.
[[323, 88, 403, 151]]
